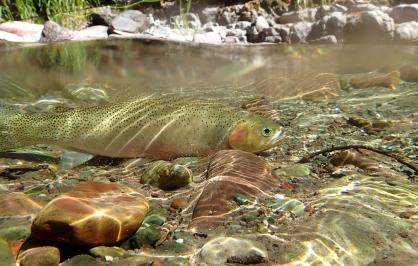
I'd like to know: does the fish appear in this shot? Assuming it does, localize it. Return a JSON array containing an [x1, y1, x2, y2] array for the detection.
[[0, 96, 283, 160]]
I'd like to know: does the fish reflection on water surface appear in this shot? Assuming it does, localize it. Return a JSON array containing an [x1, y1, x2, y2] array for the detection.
[[0, 96, 283, 159]]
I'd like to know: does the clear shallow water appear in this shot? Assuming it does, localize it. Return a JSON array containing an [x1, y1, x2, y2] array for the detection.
[[0, 40, 417, 265]]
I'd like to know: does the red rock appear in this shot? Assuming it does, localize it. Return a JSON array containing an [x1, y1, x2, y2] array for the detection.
[[10, 240, 24, 257], [31, 181, 149, 246], [170, 198, 188, 210], [0, 192, 45, 217], [189, 150, 279, 230]]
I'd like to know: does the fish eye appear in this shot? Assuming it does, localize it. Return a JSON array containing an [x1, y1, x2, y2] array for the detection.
[[262, 128, 271, 137]]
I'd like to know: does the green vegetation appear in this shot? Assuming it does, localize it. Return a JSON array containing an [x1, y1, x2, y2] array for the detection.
[[0, 0, 160, 28]]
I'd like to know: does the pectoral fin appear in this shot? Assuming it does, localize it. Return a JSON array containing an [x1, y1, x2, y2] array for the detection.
[[59, 151, 95, 171]]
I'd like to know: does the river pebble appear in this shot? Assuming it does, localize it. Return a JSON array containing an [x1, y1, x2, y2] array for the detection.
[[31, 181, 149, 246]]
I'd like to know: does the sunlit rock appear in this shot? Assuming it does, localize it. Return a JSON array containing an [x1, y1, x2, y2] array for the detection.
[[200, 237, 268, 265], [290, 21, 313, 43], [31, 181, 149, 246], [193, 32, 222, 44], [0, 22, 43, 42], [18, 246, 60, 266], [40, 21, 74, 43], [278, 8, 317, 24], [392, 4, 418, 23], [395, 21, 418, 43], [110, 10, 149, 34], [325, 12, 346, 39], [0, 192, 45, 218], [345, 10, 395, 43], [73, 26, 109, 41], [189, 150, 279, 230]]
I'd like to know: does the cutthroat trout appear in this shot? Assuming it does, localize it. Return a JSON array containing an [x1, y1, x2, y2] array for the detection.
[[0, 96, 283, 159]]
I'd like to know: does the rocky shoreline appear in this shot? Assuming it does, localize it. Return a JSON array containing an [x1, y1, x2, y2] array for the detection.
[[0, 1, 417, 45]]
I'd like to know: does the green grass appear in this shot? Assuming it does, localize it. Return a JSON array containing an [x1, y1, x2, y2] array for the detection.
[[0, 0, 160, 28]]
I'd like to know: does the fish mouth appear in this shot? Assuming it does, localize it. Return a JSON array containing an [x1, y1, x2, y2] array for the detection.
[[269, 129, 284, 147]]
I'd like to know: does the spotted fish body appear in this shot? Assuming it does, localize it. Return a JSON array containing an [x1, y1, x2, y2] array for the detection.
[[0, 96, 283, 159]]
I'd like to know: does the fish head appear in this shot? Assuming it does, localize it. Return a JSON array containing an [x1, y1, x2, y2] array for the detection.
[[228, 114, 283, 153]]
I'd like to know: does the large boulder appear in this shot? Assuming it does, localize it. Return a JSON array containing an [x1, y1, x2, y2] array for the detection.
[[110, 10, 149, 33], [31, 181, 149, 246], [325, 12, 347, 39], [278, 8, 317, 24], [40, 21, 74, 42], [290, 21, 312, 43], [345, 10, 395, 43], [391, 4, 418, 23]]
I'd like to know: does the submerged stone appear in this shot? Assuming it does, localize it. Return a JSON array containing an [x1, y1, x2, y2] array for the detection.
[[200, 237, 268, 265], [190, 150, 279, 230], [31, 181, 149, 246], [0, 237, 15, 265], [141, 161, 192, 191], [89, 246, 125, 258], [61, 254, 98, 266], [270, 198, 305, 216], [18, 246, 60, 266], [121, 224, 161, 249]]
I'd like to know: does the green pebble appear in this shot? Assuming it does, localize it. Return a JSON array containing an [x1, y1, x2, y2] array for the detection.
[[0, 238, 15, 265], [121, 224, 161, 249], [90, 246, 125, 258], [61, 255, 98, 266], [276, 165, 310, 177], [233, 194, 249, 205], [241, 214, 258, 223], [158, 241, 187, 253], [0, 226, 31, 242], [142, 210, 166, 226]]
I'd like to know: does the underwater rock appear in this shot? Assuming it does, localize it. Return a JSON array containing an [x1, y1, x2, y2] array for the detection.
[[200, 237, 268, 265], [170, 198, 187, 210], [330, 149, 384, 173], [275, 165, 310, 177], [0, 237, 15, 265], [141, 161, 192, 191], [0, 192, 45, 218], [110, 10, 149, 33], [391, 4, 418, 23], [400, 64, 418, 82], [61, 254, 98, 266], [31, 181, 149, 246], [269, 198, 305, 216], [89, 246, 125, 258], [189, 150, 279, 230], [18, 246, 60, 266], [0, 226, 31, 243], [142, 209, 166, 226], [121, 223, 161, 249], [63, 84, 109, 103], [349, 71, 400, 90], [40, 21, 74, 43]]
